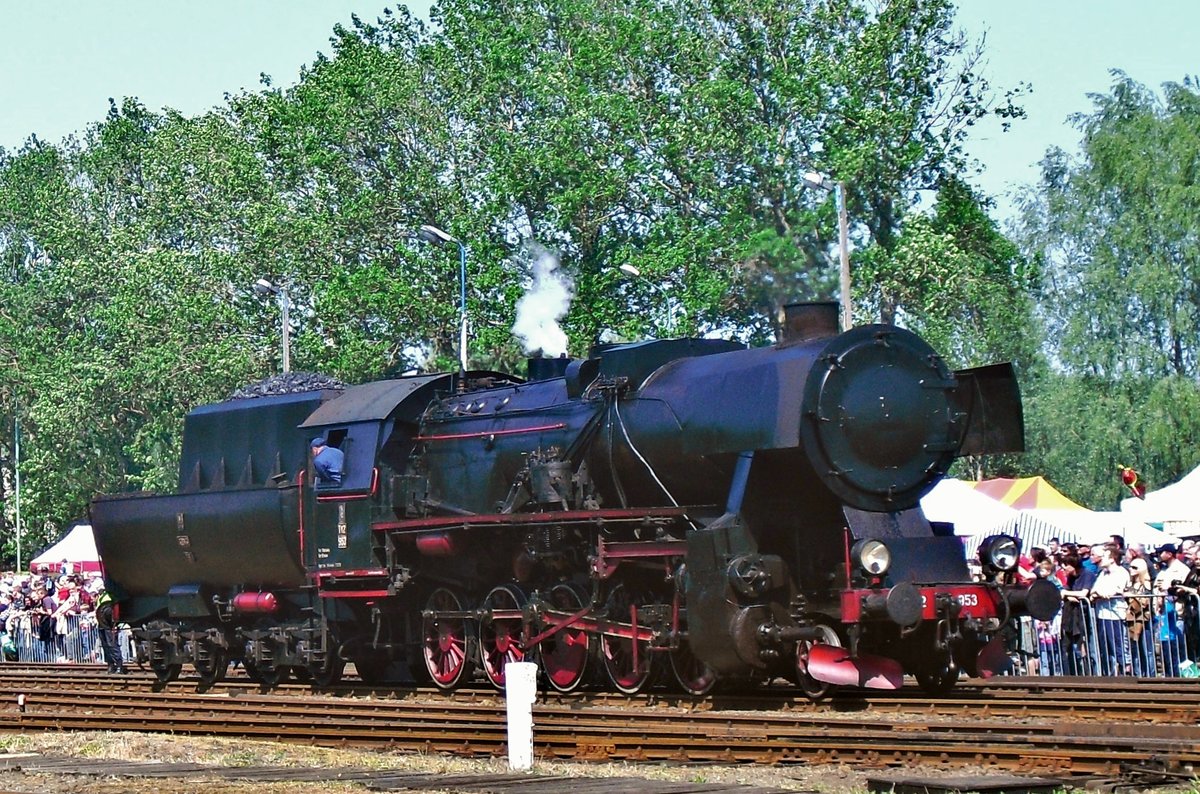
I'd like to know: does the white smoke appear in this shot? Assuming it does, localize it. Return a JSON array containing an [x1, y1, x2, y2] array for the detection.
[[512, 244, 573, 357]]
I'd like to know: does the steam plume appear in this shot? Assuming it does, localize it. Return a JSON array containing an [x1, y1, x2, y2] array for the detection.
[[512, 244, 573, 357]]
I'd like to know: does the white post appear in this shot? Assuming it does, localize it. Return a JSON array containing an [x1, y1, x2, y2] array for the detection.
[[504, 661, 538, 770]]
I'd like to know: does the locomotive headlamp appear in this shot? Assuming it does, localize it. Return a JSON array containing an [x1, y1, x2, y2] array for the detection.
[[979, 534, 1020, 572], [852, 539, 891, 576]]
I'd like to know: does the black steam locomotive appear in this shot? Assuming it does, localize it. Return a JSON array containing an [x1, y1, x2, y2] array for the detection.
[[90, 303, 1060, 696]]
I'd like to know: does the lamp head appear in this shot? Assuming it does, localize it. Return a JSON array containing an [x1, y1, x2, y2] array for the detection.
[[418, 224, 456, 246], [802, 171, 834, 192], [618, 264, 641, 277], [253, 278, 279, 296]]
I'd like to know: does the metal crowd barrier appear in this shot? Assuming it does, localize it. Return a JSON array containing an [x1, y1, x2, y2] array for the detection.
[[1, 615, 135, 665], [5, 595, 1199, 682], [1013, 591, 1200, 678]]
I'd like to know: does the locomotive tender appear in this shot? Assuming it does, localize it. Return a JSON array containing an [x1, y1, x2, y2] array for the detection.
[[90, 302, 1060, 695]]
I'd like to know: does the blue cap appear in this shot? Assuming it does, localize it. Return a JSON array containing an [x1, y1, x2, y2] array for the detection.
[[310, 437, 325, 448]]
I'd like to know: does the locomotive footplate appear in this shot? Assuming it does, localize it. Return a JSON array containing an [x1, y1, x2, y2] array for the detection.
[[373, 505, 700, 532]]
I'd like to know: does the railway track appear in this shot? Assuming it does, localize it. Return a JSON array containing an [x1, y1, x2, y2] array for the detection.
[[0, 664, 1196, 777], [4, 664, 1200, 723]]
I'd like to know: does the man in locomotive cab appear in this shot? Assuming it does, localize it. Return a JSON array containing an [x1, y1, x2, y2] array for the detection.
[[310, 436, 344, 487]]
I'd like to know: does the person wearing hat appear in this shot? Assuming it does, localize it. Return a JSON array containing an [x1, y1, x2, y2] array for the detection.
[[310, 436, 344, 486], [1154, 544, 1190, 594], [1154, 543, 1190, 676]]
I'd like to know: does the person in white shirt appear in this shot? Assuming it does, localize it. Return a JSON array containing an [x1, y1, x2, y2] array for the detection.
[[1090, 545, 1130, 675]]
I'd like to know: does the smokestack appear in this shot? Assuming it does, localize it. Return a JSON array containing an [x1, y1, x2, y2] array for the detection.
[[779, 302, 839, 346], [526, 354, 570, 382]]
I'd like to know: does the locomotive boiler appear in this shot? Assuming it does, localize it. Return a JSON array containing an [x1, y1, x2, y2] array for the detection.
[[89, 302, 1060, 695]]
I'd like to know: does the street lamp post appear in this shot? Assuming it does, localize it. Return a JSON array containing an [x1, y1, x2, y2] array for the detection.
[[802, 171, 852, 332], [417, 224, 468, 381], [616, 264, 672, 333], [253, 278, 291, 373]]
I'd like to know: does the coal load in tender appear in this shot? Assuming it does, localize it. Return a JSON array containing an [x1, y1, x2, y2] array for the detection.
[[228, 371, 347, 400]]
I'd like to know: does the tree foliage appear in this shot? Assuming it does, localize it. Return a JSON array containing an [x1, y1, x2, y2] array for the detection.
[[0, 0, 1035, 559], [1016, 73, 1200, 507]]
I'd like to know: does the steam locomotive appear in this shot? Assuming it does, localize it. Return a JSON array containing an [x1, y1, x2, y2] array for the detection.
[[89, 302, 1060, 696]]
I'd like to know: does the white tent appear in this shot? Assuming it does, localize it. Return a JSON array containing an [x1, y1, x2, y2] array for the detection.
[[1121, 466, 1200, 536], [1020, 509, 1179, 549], [958, 507, 1180, 561], [29, 523, 102, 574], [920, 478, 1018, 537]]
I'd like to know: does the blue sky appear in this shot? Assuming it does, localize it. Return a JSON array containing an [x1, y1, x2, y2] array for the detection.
[[1, 1, 1196, 222]]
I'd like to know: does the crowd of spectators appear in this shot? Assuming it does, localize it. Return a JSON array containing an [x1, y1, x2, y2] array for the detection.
[[1016, 536, 1200, 677], [0, 563, 113, 664]]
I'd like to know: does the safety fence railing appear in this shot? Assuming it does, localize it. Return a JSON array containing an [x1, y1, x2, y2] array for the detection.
[[0, 614, 135, 665], [4, 596, 1200, 681], [1013, 591, 1200, 678]]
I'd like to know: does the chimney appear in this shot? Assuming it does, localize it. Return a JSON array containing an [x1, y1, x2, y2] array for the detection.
[[779, 302, 839, 346], [526, 354, 571, 382]]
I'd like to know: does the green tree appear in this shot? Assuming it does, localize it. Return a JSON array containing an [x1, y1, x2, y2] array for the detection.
[[0, 0, 1043, 554], [1016, 73, 1200, 505]]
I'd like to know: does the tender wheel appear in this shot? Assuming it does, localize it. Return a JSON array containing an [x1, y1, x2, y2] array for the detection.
[[423, 588, 474, 690], [600, 585, 656, 695], [148, 641, 181, 685], [193, 640, 228, 687], [479, 585, 527, 689], [307, 651, 345, 688], [244, 659, 286, 687], [794, 623, 841, 701], [669, 636, 717, 696], [242, 640, 287, 687], [540, 583, 592, 694], [151, 660, 182, 685]]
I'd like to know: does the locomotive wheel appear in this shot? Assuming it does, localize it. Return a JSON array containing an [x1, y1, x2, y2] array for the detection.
[[600, 585, 656, 695], [668, 636, 718, 696], [540, 583, 592, 694], [914, 654, 959, 695], [794, 623, 841, 701], [422, 588, 474, 690], [479, 584, 527, 689], [193, 641, 228, 687]]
